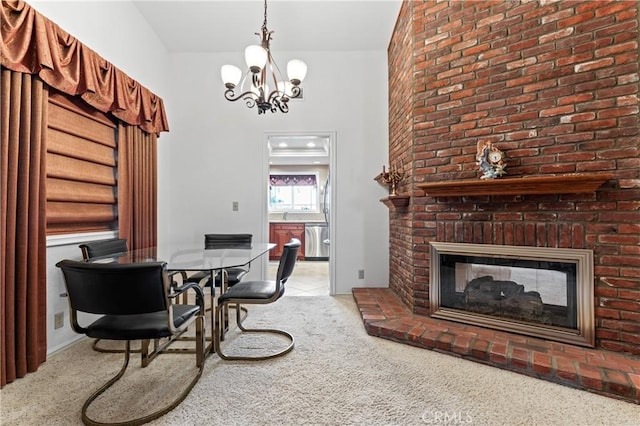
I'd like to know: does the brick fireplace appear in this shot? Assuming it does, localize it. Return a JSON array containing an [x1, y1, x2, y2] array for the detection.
[[429, 242, 596, 347], [355, 0, 639, 404]]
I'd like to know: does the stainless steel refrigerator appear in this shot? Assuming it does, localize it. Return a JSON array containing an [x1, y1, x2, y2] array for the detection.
[[304, 173, 330, 260]]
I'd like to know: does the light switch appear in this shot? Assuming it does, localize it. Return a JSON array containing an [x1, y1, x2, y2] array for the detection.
[[232, 201, 239, 211]]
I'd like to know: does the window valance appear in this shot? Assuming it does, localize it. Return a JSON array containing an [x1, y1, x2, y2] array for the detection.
[[0, 0, 169, 135], [270, 174, 317, 186]]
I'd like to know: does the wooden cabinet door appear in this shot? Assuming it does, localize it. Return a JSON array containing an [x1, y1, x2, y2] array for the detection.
[[269, 223, 305, 260], [273, 227, 292, 259], [290, 227, 305, 260]]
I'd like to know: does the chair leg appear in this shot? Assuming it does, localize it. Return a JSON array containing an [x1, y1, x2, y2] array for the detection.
[[92, 338, 143, 354], [81, 335, 205, 426], [218, 271, 248, 332], [214, 301, 294, 361], [218, 304, 248, 343], [82, 341, 132, 426], [235, 303, 248, 326], [141, 335, 190, 368], [195, 315, 205, 368], [141, 339, 151, 367]]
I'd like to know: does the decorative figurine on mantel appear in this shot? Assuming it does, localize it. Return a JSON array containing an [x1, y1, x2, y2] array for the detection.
[[380, 160, 405, 196], [476, 140, 506, 180]]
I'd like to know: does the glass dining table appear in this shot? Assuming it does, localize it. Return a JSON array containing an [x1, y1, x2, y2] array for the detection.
[[88, 242, 275, 272], [86, 241, 276, 355]]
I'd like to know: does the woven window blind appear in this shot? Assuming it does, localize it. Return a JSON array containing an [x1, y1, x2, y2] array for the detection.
[[46, 92, 118, 234]]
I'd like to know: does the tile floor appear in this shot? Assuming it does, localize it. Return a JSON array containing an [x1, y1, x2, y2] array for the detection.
[[269, 260, 330, 296]]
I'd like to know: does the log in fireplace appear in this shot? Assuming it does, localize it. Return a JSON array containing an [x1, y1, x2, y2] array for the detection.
[[429, 242, 595, 347]]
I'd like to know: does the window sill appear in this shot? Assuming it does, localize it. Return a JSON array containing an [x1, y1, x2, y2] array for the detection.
[[46, 231, 117, 248]]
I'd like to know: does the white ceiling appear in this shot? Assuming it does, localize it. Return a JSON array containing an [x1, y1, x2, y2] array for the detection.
[[132, 0, 403, 53], [133, 0, 402, 164], [268, 135, 330, 165]]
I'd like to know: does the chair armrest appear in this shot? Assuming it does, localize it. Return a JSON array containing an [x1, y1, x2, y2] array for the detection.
[[69, 309, 89, 335], [169, 270, 188, 286], [169, 281, 205, 312]]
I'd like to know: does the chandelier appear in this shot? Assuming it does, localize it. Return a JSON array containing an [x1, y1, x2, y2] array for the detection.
[[220, 0, 307, 115]]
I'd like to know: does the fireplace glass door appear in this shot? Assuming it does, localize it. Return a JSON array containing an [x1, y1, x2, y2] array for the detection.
[[430, 242, 595, 347], [439, 254, 577, 329]]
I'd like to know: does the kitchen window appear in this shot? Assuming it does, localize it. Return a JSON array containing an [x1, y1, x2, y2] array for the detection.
[[269, 174, 318, 211]]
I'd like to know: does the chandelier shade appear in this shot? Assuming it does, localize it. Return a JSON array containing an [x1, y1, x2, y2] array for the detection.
[[287, 59, 308, 85], [221, 0, 307, 114], [221, 65, 242, 89], [244, 45, 268, 72]]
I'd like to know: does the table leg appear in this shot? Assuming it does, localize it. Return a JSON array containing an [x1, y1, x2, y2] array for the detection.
[[222, 269, 230, 333]]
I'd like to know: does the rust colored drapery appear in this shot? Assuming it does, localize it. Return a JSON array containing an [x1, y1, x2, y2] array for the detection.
[[0, 0, 169, 135], [1, 0, 167, 386], [118, 123, 158, 251], [1, 69, 48, 387]]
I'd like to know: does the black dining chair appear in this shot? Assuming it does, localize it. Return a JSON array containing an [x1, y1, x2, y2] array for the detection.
[[78, 238, 188, 353], [186, 233, 253, 289], [79, 238, 128, 260], [214, 238, 300, 361], [184, 233, 253, 327], [78, 238, 132, 354], [56, 259, 205, 425]]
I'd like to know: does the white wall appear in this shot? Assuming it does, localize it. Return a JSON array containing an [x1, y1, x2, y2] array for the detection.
[[167, 50, 390, 294], [28, 1, 390, 353], [30, 1, 173, 353]]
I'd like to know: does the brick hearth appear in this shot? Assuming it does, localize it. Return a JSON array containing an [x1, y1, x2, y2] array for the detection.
[[353, 288, 640, 405]]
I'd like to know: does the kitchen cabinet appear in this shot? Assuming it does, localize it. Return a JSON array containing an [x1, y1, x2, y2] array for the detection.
[[269, 223, 305, 260]]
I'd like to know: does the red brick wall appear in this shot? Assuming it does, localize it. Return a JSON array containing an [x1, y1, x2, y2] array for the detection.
[[388, 0, 639, 354], [388, 2, 415, 308]]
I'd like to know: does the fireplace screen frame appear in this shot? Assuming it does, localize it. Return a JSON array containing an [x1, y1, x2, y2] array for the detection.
[[429, 242, 595, 347]]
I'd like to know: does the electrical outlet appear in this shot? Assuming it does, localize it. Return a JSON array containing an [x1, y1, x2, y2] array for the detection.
[[232, 201, 239, 211], [54, 312, 64, 329], [358, 269, 365, 279]]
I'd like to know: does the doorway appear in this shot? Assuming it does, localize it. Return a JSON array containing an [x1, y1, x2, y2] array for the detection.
[[263, 131, 336, 295]]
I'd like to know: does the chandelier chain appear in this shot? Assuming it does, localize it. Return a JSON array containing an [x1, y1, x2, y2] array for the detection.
[[262, 0, 268, 32]]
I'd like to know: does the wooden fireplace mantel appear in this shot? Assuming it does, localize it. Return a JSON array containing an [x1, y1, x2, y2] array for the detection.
[[417, 173, 614, 198]]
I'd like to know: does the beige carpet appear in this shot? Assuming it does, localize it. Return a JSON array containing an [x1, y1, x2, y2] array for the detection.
[[1, 295, 639, 425]]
